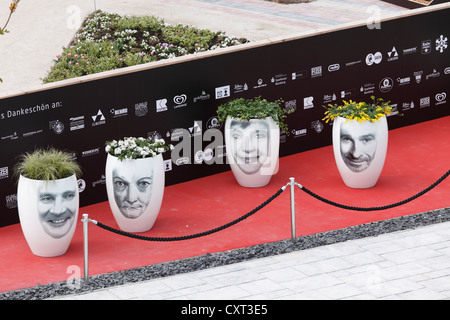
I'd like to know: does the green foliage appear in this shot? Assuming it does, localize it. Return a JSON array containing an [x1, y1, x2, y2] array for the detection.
[[14, 148, 82, 181], [216, 96, 292, 132], [43, 10, 249, 83], [322, 96, 399, 123]]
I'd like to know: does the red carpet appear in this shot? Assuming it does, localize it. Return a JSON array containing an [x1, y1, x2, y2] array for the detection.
[[1, 116, 449, 293]]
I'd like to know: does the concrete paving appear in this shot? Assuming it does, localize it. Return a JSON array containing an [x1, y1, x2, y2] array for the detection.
[[4, 0, 450, 301], [50, 221, 450, 300]]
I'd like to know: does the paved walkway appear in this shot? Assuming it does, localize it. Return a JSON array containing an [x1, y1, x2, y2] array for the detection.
[[50, 221, 450, 300]]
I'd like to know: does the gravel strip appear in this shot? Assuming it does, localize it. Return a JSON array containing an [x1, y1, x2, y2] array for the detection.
[[1, 207, 449, 300]]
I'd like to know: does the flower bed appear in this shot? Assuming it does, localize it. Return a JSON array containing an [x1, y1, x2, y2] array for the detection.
[[43, 11, 249, 83]]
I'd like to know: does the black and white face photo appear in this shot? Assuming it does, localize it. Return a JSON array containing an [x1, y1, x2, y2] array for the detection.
[[37, 179, 77, 239], [229, 119, 270, 174], [112, 160, 153, 219], [339, 123, 378, 173]]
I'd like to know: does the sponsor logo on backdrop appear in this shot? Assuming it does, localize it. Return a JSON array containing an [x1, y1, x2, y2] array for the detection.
[[253, 78, 267, 89], [397, 76, 411, 86], [215, 145, 226, 159], [387, 47, 399, 62], [285, 100, 297, 114], [422, 40, 432, 54], [215, 85, 230, 99], [148, 131, 162, 141], [360, 83, 375, 95], [193, 91, 211, 102], [110, 107, 128, 118], [341, 89, 355, 99], [291, 70, 307, 80], [170, 121, 203, 141], [328, 63, 340, 72], [365, 52, 382, 66], [401, 101, 415, 111], [134, 101, 148, 117], [323, 93, 337, 104], [402, 46, 417, 55], [345, 59, 362, 67], [92, 175, 106, 188], [5, 194, 17, 209], [164, 159, 172, 172], [1, 132, 18, 140], [194, 148, 214, 164], [379, 77, 393, 92], [435, 92, 447, 105], [311, 120, 324, 133], [271, 73, 288, 86], [23, 129, 43, 138], [387, 104, 399, 117], [311, 66, 322, 78], [0, 166, 9, 180], [303, 96, 314, 109], [233, 83, 248, 94], [91, 109, 105, 126], [206, 116, 221, 130], [420, 97, 430, 108], [444, 67, 450, 75], [414, 71, 423, 83], [156, 98, 168, 112], [82, 148, 100, 157], [175, 157, 190, 166], [189, 121, 202, 136], [49, 120, 65, 134], [435, 35, 448, 53], [292, 128, 307, 138], [70, 116, 85, 131], [173, 94, 188, 109], [426, 69, 440, 80]]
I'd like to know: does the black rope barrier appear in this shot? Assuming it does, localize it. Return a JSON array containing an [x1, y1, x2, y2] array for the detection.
[[297, 169, 450, 211], [92, 186, 287, 241]]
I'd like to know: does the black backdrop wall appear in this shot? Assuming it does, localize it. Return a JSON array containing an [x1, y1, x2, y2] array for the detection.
[[0, 7, 449, 228]]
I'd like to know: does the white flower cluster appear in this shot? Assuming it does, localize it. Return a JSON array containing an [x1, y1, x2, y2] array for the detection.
[[105, 137, 173, 160]]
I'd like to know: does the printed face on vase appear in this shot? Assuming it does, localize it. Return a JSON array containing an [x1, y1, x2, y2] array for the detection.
[[339, 122, 377, 173], [112, 160, 153, 219], [229, 119, 270, 174], [37, 179, 77, 238]]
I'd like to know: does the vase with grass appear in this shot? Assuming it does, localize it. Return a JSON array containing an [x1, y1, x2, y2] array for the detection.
[[14, 148, 82, 257]]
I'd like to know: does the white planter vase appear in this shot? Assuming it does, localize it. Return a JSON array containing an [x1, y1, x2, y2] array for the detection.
[[17, 174, 79, 257], [225, 116, 280, 188], [105, 153, 165, 232], [332, 116, 388, 188]]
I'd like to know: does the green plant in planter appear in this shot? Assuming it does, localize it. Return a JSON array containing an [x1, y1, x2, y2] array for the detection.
[[14, 148, 82, 181], [216, 96, 291, 132], [322, 96, 398, 123], [105, 136, 173, 161]]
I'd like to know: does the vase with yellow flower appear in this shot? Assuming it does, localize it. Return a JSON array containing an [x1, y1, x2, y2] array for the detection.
[[323, 96, 396, 188]]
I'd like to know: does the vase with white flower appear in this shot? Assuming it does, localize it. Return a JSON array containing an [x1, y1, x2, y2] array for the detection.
[[105, 136, 173, 232]]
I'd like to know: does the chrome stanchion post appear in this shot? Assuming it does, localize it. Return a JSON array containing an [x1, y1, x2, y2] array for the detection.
[[289, 177, 296, 241], [82, 213, 89, 281]]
